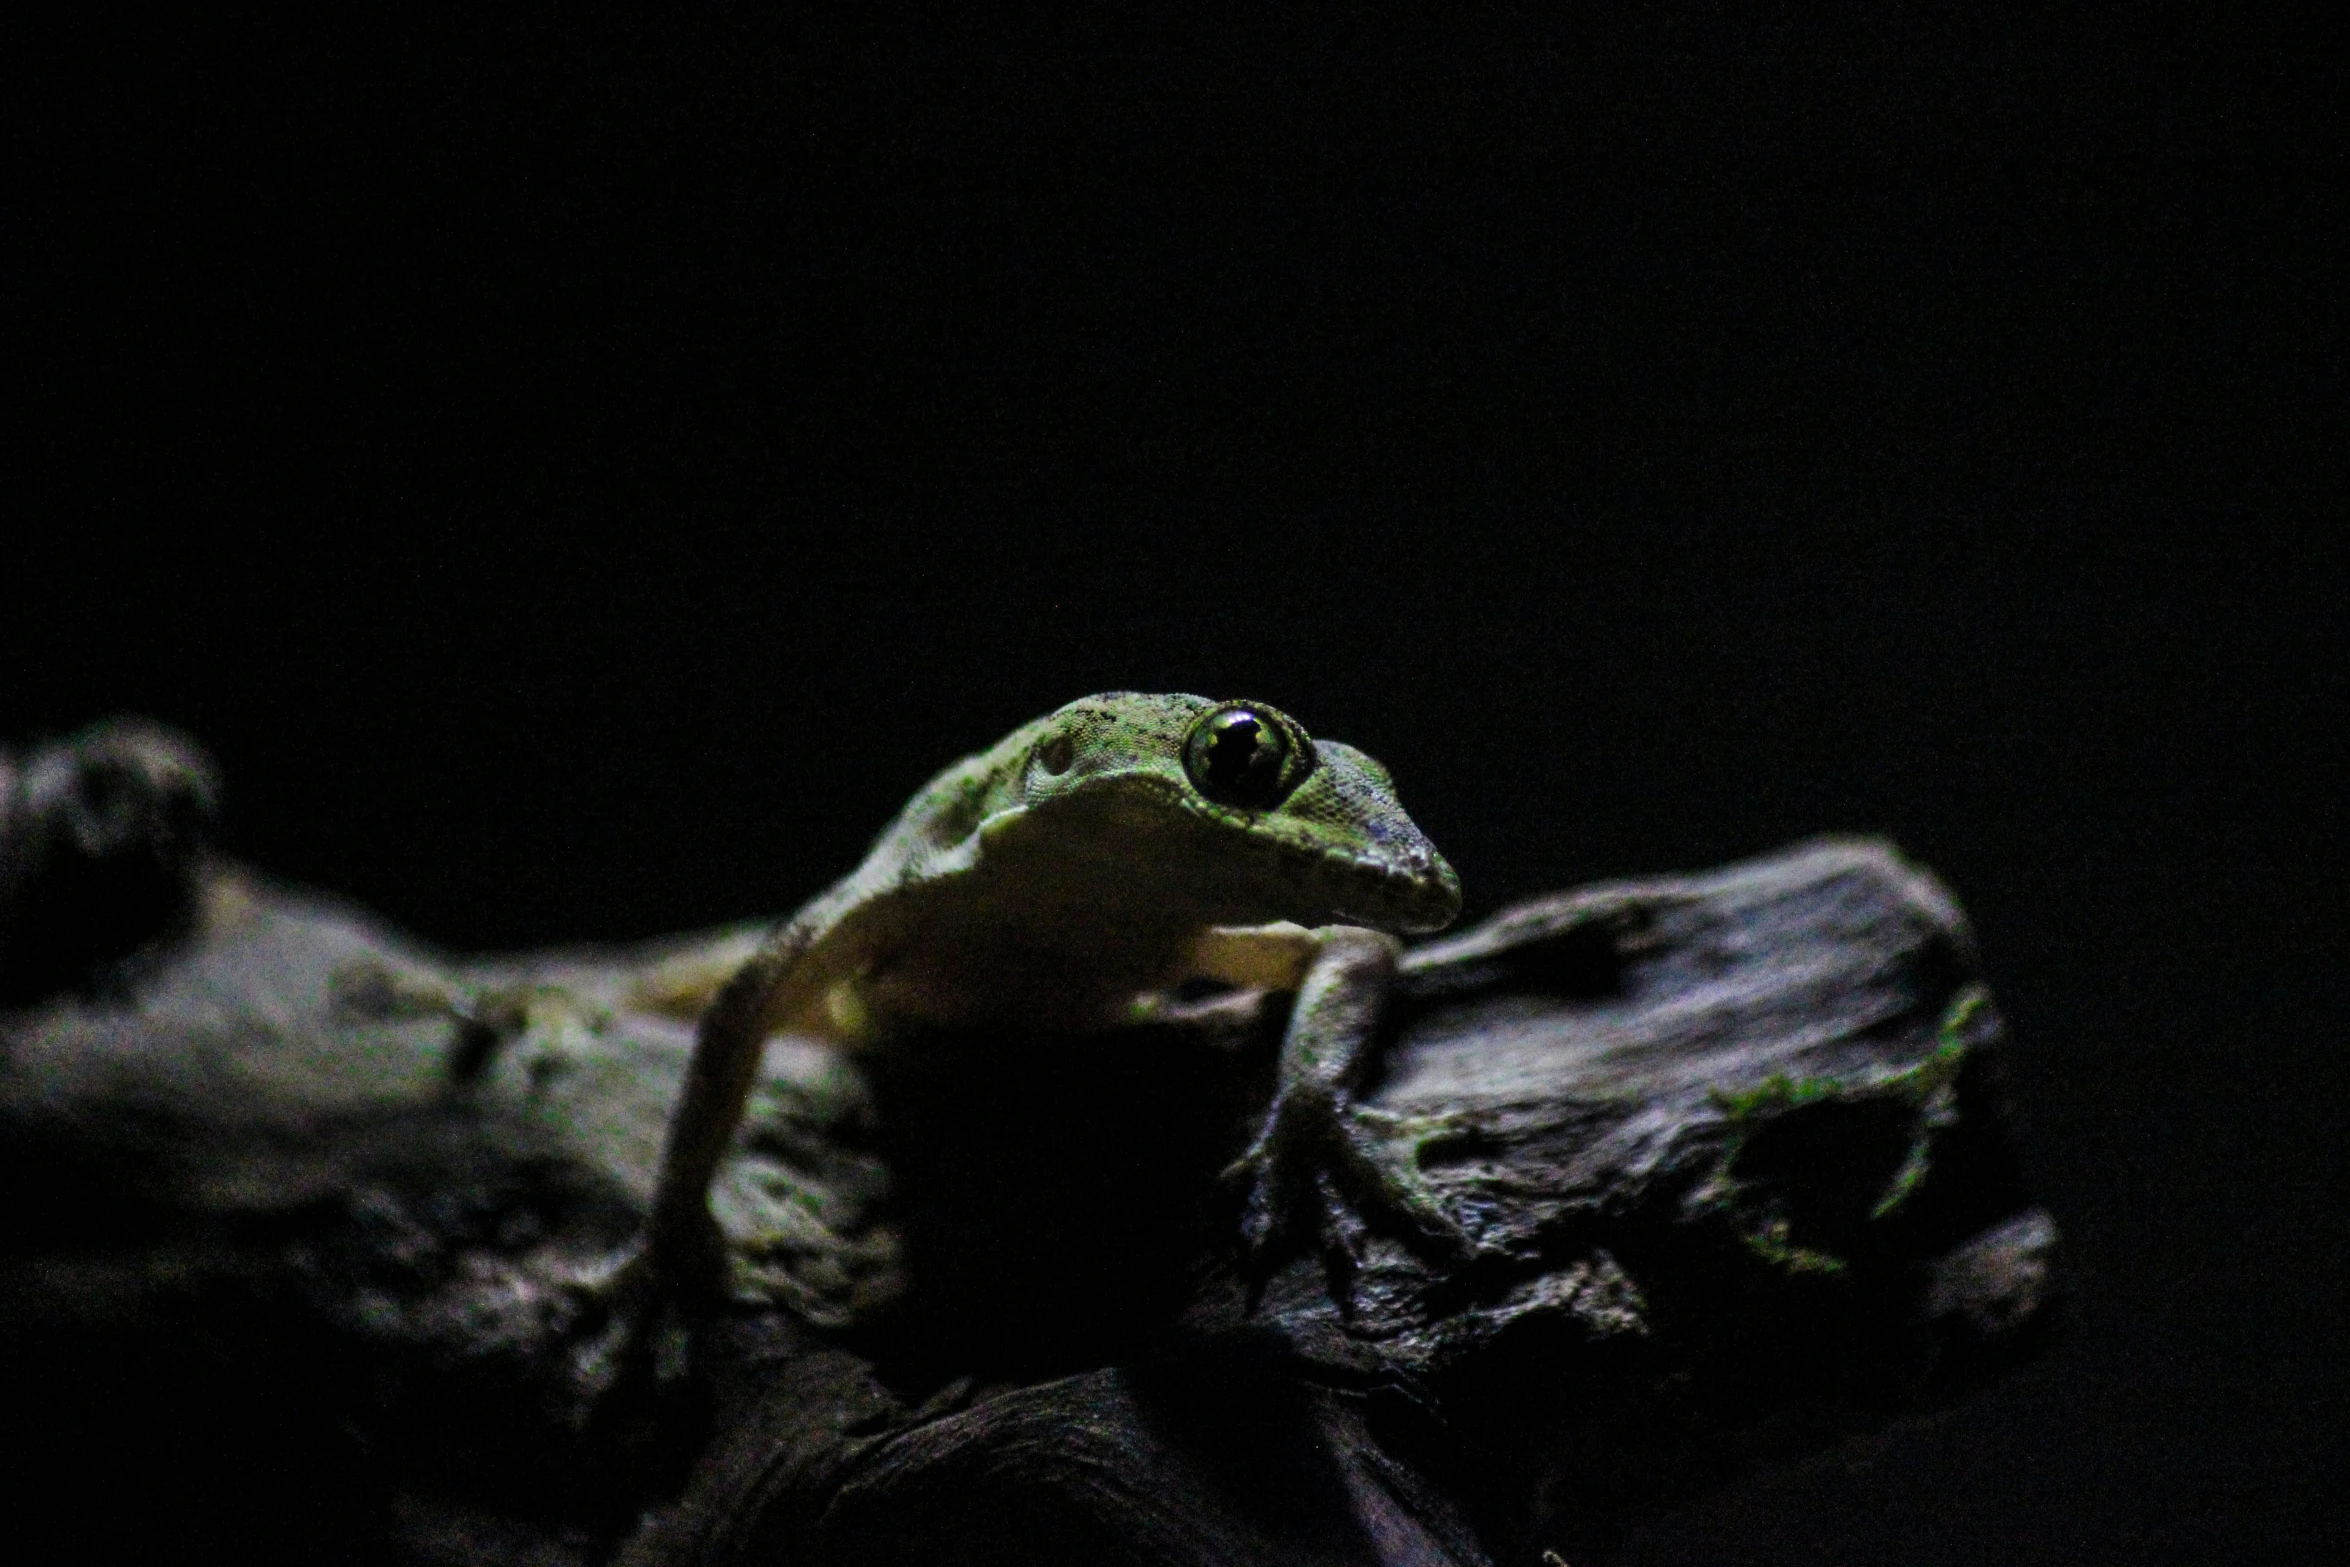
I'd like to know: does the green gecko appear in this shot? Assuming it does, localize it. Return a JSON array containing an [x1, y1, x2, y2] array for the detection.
[[634, 691, 1464, 1310]]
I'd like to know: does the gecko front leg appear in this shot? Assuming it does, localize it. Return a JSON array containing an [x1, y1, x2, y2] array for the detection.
[[1213, 925, 1465, 1304]]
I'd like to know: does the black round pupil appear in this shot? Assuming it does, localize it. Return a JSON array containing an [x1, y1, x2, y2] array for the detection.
[[1202, 714, 1269, 787], [1185, 707, 1295, 808], [1185, 704, 1303, 807]]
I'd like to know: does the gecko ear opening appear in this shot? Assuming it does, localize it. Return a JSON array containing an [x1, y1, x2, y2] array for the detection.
[[1182, 703, 1315, 810]]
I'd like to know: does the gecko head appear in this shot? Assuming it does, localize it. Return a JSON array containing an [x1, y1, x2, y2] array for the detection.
[[1003, 692, 1462, 935]]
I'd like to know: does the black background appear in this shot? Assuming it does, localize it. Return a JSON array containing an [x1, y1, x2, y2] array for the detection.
[[10, 10, 2344, 1563]]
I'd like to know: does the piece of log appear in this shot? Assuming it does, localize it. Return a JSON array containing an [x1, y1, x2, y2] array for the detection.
[[0, 721, 2058, 1566], [640, 840, 2058, 1567]]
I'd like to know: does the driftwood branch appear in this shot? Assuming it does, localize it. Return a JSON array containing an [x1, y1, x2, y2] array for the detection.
[[0, 721, 2058, 1566]]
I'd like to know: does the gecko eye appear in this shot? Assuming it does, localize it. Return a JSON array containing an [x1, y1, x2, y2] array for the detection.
[[1183, 704, 1303, 809]]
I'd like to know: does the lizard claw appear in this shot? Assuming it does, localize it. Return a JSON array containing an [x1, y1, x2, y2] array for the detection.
[[1224, 1090, 1468, 1311], [560, 1204, 727, 1428]]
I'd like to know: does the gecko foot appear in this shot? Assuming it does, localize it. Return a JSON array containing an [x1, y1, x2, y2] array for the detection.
[[559, 1205, 728, 1433], [1224, 1087, 1468, 1312]]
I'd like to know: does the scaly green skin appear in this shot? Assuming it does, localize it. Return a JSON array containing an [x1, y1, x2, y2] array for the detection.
[[638, 691, 1463, 1306]]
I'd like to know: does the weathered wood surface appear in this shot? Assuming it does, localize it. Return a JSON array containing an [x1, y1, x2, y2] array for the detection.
[[0, 722, 2058, 1565]]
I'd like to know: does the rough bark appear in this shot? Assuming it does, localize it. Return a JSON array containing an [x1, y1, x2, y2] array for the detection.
[[0, 722, 2058, 1566]]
